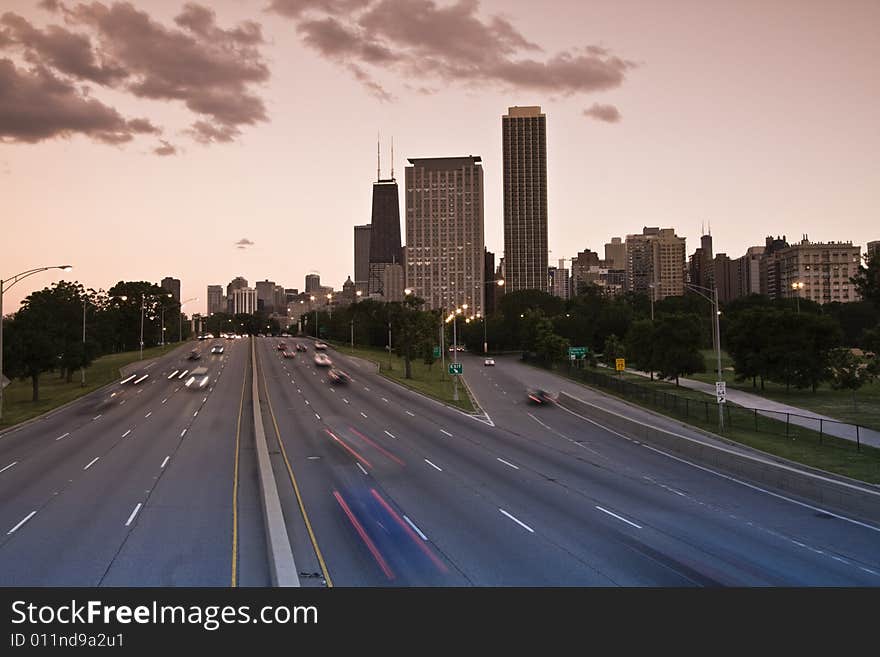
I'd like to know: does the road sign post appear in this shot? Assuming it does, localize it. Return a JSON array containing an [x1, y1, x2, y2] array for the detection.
[[615, 358, 626, 372], [716, 381, 727, 404], [433, 346, 441, 358]]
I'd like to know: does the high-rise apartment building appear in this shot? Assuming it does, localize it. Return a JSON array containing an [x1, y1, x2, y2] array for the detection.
[[405, 156, 485, 314], [161, 277, 180, 303], [626, 227, 686, 300], [550, 259, 570, 299], [207, 285, 224, 315], [226, 276, 248, 314], [868, 241, 880, 260], [233, 287, 257, 315], [604, 237, 626, 270], [571, 249, 601, 294], [688, 233, 714, 290], [502, 106, 547, 293], [354, 224, 372, 294], [255, 280, 276, 313], [484, 249, 498, 315], [775, 236, 861, 305], [304, 273, 320, 294]]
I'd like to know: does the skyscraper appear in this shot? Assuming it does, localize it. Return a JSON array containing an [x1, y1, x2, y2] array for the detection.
[[626, 227, 686, 300], [368, 143, 403, 297], [233, 287, 257, 315], [405, 156, 485, 314], [161, 276, 180, 303], [304, 273, 320, 294], [354, 224, 371, 294], [207, 285, 224, 315], [502, 106, 548, 292], [226, 276, 248, 314], [255, 279, 276, 313]]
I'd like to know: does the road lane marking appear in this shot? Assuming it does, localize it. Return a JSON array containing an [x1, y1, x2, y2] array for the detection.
[[168, 370, 179, 379], [384, 430, 396, 439], [0, 462, 17, 474], [83, 457, 100, 470], [405, 410, 415, 416], [162, 398, 168, 404], [403, 515, 428, 541], [145, 412, 152, 418], [496, 457, 519, 470], [364, 387, 370, 392], [382, 398, 389, 403], [177, 370, 189, 379], [125, 503, 142, 526], [55, 432, 70, 441], [180, 429, 187, 438], [7, 511, 36, 535], [343, 398, 349, 404], [193, 411, 198, 417], [499, 508, 534, 533], [595, 506, 642, 529], [203, 397, 208, 403], [440, 429, 453, 437], [356, 462, 368, 476], [121, 430, 131, 438], [360, 412, 368, 418], [315, 413, 321, 420], [424, 459, 442, 472], [120, 374, 137, 384], [119, 400, 126, 405], [333, 490, 394, 580], [92, 414, 102, 421], [133, 375, 149, 385], [161, 456, 170, 469]]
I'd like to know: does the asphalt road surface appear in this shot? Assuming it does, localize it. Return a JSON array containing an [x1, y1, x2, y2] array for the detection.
[[1, 337, 878, 586]]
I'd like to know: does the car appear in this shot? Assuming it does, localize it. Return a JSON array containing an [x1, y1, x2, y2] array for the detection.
[[456, 346, 465, 352], [187, 349, 201, 361], [484, 358, 495, 366], [526, 388, 555, 405], [211, 344, 224, 354], [327, 368, 351, 384], [282, 350, 296, 359], [314, 342, 328, 350], [448, 346, 455, 352], [295, 343, 307, 352], [314, 353, 332, 367], [184, 367, 210, 389]]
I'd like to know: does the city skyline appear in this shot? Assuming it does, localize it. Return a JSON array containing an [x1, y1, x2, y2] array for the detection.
[[3, 0, 879, 315]]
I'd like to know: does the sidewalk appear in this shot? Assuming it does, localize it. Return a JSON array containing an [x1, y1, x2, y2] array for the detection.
[[614, 366, 880, 449]]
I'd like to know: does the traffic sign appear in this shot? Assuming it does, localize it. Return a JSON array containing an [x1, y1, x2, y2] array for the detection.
[[716, 381, 727, 404], [433, 346, 441, 358], [568, 346, 588, 358], [448, 363, 463, 375], [615, 358, 626, 372]]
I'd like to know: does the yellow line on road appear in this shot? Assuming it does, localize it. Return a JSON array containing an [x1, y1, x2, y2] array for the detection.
[[257, 342, 333, 587], [231, 343, 247, 587]]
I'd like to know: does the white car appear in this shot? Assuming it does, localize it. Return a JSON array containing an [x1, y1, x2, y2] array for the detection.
[[314, 353, 332, 367], [185, 367, 210, 389], [211, 344, 224, 354], [484, 358, 495, 366], [314, 342, 328, 350]]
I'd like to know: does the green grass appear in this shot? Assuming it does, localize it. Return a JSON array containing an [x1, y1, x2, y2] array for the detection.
[[332, 344, 475, 413], [538, 360, 880, 484], [1, 344, 177, 430], [688, 349, 880, 431]]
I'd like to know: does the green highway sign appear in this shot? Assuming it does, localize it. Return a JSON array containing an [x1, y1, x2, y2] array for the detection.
[[433, 346, 441, 358], [448, 363, 463, 375], [568, 346, 588, 358]]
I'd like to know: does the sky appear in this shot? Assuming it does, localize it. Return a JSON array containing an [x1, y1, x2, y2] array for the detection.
[[2, 0, 878, 315]]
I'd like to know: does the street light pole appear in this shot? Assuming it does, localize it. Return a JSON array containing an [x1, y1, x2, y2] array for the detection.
[[387, 321, 392, 371], [686, 282, 724, 432], [81, 296, 87, 387], [452, 311, 459, 402], [0, 265, 73, 422]]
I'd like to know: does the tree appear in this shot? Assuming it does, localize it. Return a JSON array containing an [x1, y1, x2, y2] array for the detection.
[[3, 302, 58, 402], [828, 348, 876, 410], [389, 296, 435, 379], [652, 314, 705, 385], [535, 322, 569, 363], [852, 252, 880, 308], [625, 319, 657, 379], [765, 311, 840, 392], [727, 307, 777, 389], [601, 333, 625, 369]]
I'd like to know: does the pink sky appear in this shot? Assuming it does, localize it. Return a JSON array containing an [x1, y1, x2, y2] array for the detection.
[[2, 0, 878, 315]]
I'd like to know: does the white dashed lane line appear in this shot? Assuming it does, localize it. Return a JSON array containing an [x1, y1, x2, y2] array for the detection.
[[384, 430, 396, 439], [361, 412, 368, 418], [121, 430, 131, 438], [424, 459, 443, 472], [160, 456, 170, 469], [499, 508, 534, 533], [0, 462, 17, 474], [403, 515, 428, 541], [440, 429, 453, 437], [55, 433, 70, 441], [496, 457, 519, 470], [125, 503, 142, 527], [595, 506, 642, 529], [7, 511, 37, 535], [405, 411, 415, 417], [83, 457, 100, 470], [145, 412, 152, 418], [356, 462, 368, 476]]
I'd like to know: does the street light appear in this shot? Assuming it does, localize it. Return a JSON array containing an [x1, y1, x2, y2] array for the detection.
[[791, 282, 804, 314], [0, 264, 73, 422], [686, 282, 724, 432], [445, 310, 461, 402], [326, 293, 333, 320], [477, 278, 504, 353], [140, 292, 172, 360], [648, 283, 657, 321], [177, 297, 198, 341], [310, 295, 317, 338]]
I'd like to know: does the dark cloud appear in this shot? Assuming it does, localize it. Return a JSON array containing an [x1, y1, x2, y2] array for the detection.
[[153, 139, 176, 156], [0, 12, 127, 85], [175, 3, 264, 45], [583, 102, 621, 123], [38, 0, 61, 12], [236, 238, 254, 246], [0, 58, 157, 144], [270, 0, 633, 100]]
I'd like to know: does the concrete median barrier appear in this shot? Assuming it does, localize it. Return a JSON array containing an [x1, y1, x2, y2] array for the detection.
[[557, 391, 880, 525]]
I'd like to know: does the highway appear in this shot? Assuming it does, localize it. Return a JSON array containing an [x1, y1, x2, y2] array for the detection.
[[0, 338, 269, 586], [256, 339, 880, 586], [0, 336, 878, 586]]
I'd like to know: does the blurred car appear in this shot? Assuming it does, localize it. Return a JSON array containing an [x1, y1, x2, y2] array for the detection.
[[526, 388, 555, 405], [187, 349, 201, 361], [314, 342, 328, 350], [276, 342, 287, 351], [327, 368, 351, 384], [282, 350, 296, 359], [314, 353, 332, 367], [456, 346, 465, 352], [184, 367, 210, 389], [211, 344, 224, 354], [295, 343, 307, 352], [484, 358, 495, 366]]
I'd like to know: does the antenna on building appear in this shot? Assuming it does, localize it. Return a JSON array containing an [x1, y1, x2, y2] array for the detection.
[[377, 132, 381, 181], [701, 221, 705, 236], [708, 220, 711, 236], [391, 135, 394, 180]]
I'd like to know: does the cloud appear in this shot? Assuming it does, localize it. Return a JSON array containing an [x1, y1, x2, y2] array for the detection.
[[270, 0, 634, 101], [0, 58, 158, 144], [1, 3, 270, 147], [582, 102, 621, 123], [38, 0, 61, 12], [153, 139, 176, 156], [235, 238, 254, 246]]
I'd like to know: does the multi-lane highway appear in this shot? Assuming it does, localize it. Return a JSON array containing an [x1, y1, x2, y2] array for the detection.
[[1, 336, 879, 586]]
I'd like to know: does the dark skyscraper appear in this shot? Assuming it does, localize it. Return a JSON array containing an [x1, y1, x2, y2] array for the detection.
[[161, 276, 180, 303], [503, 106, 548, 293], [354, 224, 371, 294], [368, 143, 402, 296]]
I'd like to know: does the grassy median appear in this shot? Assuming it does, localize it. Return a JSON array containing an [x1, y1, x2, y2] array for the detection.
[[0, 344, 176, 430], [537, 361, 880, 484], [332, 344, 475, 413]]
